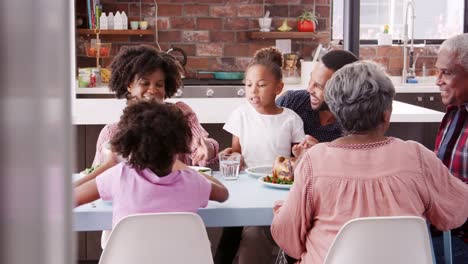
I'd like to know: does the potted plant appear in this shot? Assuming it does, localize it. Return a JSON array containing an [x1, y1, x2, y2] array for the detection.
[[297, 9, 318, 32]]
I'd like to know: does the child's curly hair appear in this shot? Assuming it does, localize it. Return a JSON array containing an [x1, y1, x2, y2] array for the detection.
[[248, 46, 283, 81], [110, 101, 192, 175], [109, 45, 183, 99]]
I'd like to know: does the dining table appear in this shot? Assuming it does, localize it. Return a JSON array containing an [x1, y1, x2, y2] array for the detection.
[[74, 171, 289, 231]]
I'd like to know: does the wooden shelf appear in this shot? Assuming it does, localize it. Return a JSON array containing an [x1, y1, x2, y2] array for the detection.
[[77, 29, 154, 36], [247, 31, 328, 40]]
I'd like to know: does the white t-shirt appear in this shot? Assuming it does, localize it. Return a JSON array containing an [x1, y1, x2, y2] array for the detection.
[[223, 103, 305, 168]]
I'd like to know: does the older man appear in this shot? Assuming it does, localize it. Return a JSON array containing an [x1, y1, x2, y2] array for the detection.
[[276, 50, 358, 146], [433, 34, 468, 259], [434, 33, 468, 184]]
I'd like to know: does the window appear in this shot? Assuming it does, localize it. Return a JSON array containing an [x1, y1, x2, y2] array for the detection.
[[332, 0, 465, 41]]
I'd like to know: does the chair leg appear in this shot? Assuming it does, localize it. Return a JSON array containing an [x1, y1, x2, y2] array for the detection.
[[443, 231, 452, 264], [427, 225, 437, 264]]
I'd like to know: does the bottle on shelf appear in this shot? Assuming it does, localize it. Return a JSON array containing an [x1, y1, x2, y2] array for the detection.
[[121, 11, 128, 30], [114, 11, 123, 30], [107, 12, 114, 30], [99, 13, 108, 30]]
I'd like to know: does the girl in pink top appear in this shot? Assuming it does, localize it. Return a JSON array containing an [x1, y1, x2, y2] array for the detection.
[[75, 45, 219, 188], [74, 101, 229, 227], [271, 61, 468, 264]]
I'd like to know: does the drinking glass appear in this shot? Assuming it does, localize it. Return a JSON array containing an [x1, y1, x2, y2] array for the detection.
[[219, 152, 241, 180]]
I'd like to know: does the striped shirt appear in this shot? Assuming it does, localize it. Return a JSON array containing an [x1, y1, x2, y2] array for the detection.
[[276, 90, 343, 142], [92, 101, 219, 167], [434, 103, 468, 183]]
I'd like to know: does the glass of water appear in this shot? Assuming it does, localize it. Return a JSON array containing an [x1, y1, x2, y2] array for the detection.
[[219, 152, 241, 180]]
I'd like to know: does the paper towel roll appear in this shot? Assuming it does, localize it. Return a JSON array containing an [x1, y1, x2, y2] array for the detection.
[[301, 60, 317, 86]]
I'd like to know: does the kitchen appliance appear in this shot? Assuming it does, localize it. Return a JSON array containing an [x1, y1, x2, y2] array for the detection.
[[282, 53, 300, 84]]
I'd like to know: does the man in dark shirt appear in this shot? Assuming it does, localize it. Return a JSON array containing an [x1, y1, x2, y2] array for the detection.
[[277, 50, 358, 145]]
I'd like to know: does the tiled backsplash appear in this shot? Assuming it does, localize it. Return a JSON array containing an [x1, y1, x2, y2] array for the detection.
[[76, 0, 438, 77]]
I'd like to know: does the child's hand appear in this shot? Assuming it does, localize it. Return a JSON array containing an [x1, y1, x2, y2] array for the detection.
[[192, 137, 215, 166], [292, 135, 319, 157]]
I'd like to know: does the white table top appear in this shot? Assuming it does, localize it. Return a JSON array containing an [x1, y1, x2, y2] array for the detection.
[[74, 172, 289, 231]]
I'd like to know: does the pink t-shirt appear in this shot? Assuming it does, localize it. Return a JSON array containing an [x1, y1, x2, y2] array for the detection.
[[96, 162, 212, 228]]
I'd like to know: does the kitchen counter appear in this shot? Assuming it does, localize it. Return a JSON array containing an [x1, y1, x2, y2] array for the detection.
[[73, 98, 444, 125], [76, 82, 440, 95]]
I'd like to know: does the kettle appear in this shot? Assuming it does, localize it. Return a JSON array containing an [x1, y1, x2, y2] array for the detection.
[[166, 47, 187, 67]]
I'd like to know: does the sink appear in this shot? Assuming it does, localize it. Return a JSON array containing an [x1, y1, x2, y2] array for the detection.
[[390, 76, 437, 86], [177, 85, 245, 98]]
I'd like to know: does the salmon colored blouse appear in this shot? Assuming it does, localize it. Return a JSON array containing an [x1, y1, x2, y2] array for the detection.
[[271, 137, 468, 264]]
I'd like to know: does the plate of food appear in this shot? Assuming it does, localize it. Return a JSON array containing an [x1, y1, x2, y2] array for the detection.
[[245, 165, 273, 178], [79, 165, 101, 177], [258, 175, 293, 189], [188, 166, 212, 175]]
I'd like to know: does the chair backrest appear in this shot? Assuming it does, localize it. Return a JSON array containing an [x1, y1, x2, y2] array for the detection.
[[98, 212, 214, 264], [323, 216, 434, 264]]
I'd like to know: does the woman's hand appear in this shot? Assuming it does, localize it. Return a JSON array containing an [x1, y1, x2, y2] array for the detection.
[[192, 137, 215, 166]]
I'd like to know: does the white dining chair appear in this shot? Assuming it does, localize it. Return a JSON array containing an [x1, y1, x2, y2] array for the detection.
[[98, 212, 214, 264], [323, 216, 435, 264]]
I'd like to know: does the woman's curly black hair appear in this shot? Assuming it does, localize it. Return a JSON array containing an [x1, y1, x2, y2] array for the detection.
[[109, 45, 183, 99], [247, 46, 283, 81], [110, 101, 192, 176]]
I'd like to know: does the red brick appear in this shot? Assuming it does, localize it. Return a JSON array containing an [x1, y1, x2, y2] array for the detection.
[[182, 31, 210, 43], [415, 57, 436, 69], [184, 4, 209, 16], [195, 0, 223, 3], [236, 31, 249, 42], [225, 44, 250, 57], [267, 5, 288, 17], [197, 43, 223, 57], [197, 18, 222, 30], [213, 57, 238, 71], [226, 0, 263, 4], [129, 35, 155, 43], [186, 57, 217, 70], [157, 18, 170, 30], [101, 4, 129, 14], [235, 57, 252, 70], [389, 57, 403, 69], [316, 6, 331, 19], [372, 57, 390, 70], [248, 43, 276, 56], [237, 5, 263, 17], [290, 5, 315, 18], [211, 6, 237, 17], [377, 46, 403, 57], [169, 17, 196, 30], [359, 46, 377, 59], [167, 44, 196, 56], [304, 0, 330, 4], [157, 4, 182, 16], [225, 18, 250, 30], [211, 31, 236, 42], [158, 31, 181, 42], [129, 4, 155, 17], [265, 0, 294, 4]]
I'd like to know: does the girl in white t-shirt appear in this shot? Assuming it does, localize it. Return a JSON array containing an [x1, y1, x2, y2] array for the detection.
[[223, 47, 305, 168], [217, 47, 305, 264]]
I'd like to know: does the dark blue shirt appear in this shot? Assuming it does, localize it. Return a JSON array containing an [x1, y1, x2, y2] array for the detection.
[[276, 90, 343, 142]]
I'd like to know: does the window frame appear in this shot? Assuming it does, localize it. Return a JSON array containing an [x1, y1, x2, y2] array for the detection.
[[331, 0, 468, 45]]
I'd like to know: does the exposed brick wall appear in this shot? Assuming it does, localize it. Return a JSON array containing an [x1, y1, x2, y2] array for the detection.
[[76, 0, 437, 77]]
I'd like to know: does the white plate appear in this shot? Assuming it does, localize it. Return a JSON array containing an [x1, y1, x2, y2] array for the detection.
[[257, 176, 292, 190], [188, 166, 212, 175], [245, 165, 273, 178]]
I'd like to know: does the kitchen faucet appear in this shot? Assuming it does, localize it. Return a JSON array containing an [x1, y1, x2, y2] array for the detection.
[[402, 0, 416, 83]]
